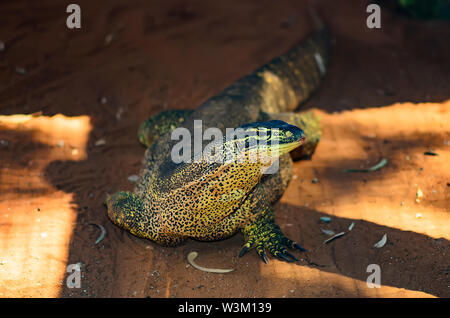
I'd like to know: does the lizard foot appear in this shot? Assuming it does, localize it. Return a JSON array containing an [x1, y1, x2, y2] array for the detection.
[[239, 221, 306, 264]]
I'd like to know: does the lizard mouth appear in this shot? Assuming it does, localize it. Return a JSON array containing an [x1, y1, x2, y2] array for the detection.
[[277, 129, 307, 153], [262, 134, 306, 157], [277, 135, 306, 154]]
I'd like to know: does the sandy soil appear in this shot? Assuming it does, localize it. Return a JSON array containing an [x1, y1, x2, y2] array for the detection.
[[0, 0, 449, 298]]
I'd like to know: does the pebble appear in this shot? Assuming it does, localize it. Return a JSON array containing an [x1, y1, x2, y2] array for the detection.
[[15, 67, 27, 75], [116, 107, 124, 120], [0, 41, 5, 52], [128, 175, 139, 183], [415, 188, 423, 203], [312, 178, 318, 184], [95, 139, 106, 146], [104, 33, 114, 44]]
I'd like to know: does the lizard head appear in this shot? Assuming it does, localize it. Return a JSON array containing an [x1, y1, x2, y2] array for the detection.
[[223, 120, 306, 167]]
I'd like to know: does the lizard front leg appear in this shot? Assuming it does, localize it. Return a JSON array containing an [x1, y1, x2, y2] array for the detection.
[[236, 163, 306, 263], [239, 199, 306, 263]]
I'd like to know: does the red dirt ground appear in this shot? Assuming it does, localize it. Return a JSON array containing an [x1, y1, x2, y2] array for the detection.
[[0, 0, 449, 297]]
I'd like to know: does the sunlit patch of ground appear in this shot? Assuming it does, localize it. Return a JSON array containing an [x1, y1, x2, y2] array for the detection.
[[0, 114, 91, 297], [284, 101, 450, 239], [259, 262, 435, 297]]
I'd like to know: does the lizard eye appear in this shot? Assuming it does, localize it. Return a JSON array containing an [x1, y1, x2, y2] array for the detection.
[[260, 130, 271, 140]]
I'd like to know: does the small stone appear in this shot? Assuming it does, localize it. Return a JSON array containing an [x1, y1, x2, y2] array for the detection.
[[0, 41, 5, 52], [415, 188, 423, 203], [100, 96, 108, 104], [116, 107, 124, 120], [0, 140, 8, 147], [128, 175, 139, 183], [56, 140, 65, 148], [312, 178, 318, 184], [95, 139, 106, 146], [15, 67, 27, 75], [151, 270, 160, 277], [105, 33, 114, 44]]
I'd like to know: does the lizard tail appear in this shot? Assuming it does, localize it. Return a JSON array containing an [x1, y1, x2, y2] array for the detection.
[[254, 6, 332, 113]]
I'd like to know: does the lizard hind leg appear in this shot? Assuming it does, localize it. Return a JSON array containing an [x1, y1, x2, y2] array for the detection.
[[138, 109, 194, 148], [105, 191, 183, 246]]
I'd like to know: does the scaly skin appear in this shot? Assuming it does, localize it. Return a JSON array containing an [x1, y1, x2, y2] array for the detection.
[[106, 22, 331, 263]]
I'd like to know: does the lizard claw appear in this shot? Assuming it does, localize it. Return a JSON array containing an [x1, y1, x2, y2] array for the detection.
[[283, 251, 299, 261], [258, 250, 269, 264], [239, 245, 249, 257], [277, 253, 294, 263], [293, 243, 307, 252], [283, 237, 307, 252], [241, 223, 306, 264]]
